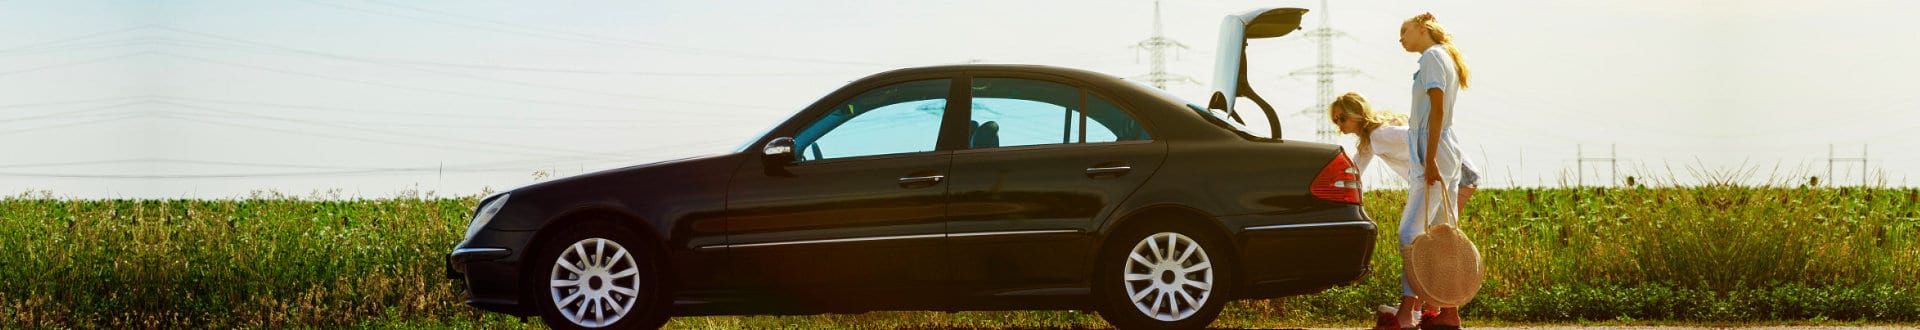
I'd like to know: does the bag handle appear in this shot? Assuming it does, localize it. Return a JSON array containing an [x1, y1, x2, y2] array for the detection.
[[1421, 181, 1457, 228]]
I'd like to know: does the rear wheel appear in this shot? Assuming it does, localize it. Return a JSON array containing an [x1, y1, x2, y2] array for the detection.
[[530, 221, 670, 329], [1095, 222, 1233, 329]]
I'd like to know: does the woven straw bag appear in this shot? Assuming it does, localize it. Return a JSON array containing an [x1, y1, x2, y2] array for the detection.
[[1404, 181, 1483, 307]]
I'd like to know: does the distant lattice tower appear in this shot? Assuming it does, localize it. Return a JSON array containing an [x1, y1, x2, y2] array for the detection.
[[1133, 0, 1197, 90], [1290, 0, 1361, 143]]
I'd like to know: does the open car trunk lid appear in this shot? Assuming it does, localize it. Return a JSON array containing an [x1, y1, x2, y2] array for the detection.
[[1208, 7, 1308, 140]]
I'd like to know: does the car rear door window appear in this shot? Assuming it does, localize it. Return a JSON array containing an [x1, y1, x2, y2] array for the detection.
[[1083, 93, 1150, 143], [794, 79, 951, 161], [968, 78, 1149, 149]]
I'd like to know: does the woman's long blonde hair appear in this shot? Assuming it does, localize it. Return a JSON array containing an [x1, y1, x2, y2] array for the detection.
[[1406, 12, 1471, 89], [1328, 92, 1407, 155]]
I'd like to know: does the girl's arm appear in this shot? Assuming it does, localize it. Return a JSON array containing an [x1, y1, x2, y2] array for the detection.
[[1424, 87, 1444, 186], [1353, 140, 1374, 179]]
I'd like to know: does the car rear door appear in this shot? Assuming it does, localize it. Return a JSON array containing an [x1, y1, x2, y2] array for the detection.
[[944, 75, 1167, 294]]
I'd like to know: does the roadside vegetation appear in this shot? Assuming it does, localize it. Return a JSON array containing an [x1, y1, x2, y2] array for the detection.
[[3, 180, 1916, 328]]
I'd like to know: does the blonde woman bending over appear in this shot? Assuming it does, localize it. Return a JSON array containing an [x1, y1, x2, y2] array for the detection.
[[1329, 94, 1480, 330]]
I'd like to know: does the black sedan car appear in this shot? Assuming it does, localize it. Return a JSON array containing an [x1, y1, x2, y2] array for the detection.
[[448, 8, 1373, 329]]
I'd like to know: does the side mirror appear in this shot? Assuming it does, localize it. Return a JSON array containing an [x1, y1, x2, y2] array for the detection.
[[762, 137, 797, 176], [763, 137, 795, 164], [760, 136, 791, 168]]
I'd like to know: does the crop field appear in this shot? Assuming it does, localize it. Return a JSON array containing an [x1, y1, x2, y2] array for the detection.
[[2, 185, 1917, 329]]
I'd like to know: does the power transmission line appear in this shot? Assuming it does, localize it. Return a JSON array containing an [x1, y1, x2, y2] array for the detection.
[[1575, 144, 1618, 187], [1289, 0, 1361, 143], [0, 96, 146, 110], [0, 37, 256, 57], [153, 51, 735, 115], [151, 113, 594, 159], [0, 101, 145, 122], [0, 158, 405, 170], [1131, 0, 1197, 90], [150, 96, 639, 123], [0, 51, 150, 78], [357, 0, 907, 66], [0, 96, 738, 126], [147, 27, 785, 112], [0, 33, 867, 78], [1827, 144, 1869, 187], [154, 101, 622, 158], [0, 25, 153, 53], [297, 0, 904, 67], [0, 138, 740, 179], [0, 113, 149, 137]]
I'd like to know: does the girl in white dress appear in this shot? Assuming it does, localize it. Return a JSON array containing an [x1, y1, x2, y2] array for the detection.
[[1391, 11, 1476, 329]]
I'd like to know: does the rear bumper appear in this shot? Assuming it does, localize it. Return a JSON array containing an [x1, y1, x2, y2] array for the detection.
[[1224, 210, 1377, 299]]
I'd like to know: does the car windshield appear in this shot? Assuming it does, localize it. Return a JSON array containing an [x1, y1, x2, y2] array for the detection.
[[732, 108, 804, 153], [1124, 80, 1257, 136]]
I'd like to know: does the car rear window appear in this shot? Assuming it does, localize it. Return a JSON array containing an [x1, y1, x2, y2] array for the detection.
[[1123, 80, 1256, 136]]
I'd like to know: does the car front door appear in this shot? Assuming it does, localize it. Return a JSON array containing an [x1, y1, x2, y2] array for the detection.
[[724, 78, 961, 300], [945, 76, 1167, 294]]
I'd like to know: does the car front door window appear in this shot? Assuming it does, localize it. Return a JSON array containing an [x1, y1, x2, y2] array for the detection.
[[795, 79, 951, 161]]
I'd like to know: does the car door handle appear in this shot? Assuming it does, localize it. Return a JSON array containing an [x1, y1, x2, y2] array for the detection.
[[898, 174, 945, 188], [1085, 163, 1131, 178]]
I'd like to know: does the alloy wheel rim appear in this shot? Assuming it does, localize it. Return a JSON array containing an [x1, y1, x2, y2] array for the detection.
[[549, 238, 643, 328], [1120, 232, 1213, 322]]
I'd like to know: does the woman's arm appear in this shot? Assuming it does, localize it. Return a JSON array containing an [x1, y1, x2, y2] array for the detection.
[[1424, 87, 1444, 186], [1353, 145, 1374, 179]]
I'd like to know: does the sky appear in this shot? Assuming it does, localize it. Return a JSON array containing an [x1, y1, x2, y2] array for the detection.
[[0, 0, 1915, 199]]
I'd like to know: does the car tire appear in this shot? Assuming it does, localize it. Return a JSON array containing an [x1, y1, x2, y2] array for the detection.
[[529, 220, 671, 330], [1094, 221, 1234, 330]]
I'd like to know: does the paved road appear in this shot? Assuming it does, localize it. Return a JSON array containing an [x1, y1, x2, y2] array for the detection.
[[1272, 327, 1917, 330]]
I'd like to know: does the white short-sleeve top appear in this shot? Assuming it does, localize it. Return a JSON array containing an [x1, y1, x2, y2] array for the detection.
[[1356, 124, 1478, 185]]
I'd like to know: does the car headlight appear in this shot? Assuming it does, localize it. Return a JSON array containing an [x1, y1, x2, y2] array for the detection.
[[463, 193, 510, 240]]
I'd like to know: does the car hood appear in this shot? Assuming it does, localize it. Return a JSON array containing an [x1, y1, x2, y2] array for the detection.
[[505, 152, 744, 196]]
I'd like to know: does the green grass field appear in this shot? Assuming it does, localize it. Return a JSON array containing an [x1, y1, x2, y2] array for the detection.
[[2, 185, 1916, 329]]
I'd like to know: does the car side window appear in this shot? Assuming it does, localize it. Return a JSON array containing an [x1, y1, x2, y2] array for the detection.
[[794, 79, 951, 161], [1083, 94, 1150, 143], [968, 78, 1149, 149]]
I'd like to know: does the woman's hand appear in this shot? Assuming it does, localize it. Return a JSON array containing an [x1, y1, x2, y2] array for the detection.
[[1424, 161, 1442, 186]]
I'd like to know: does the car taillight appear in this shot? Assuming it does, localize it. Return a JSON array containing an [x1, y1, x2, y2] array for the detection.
[[1310, 152, 1362, 204]]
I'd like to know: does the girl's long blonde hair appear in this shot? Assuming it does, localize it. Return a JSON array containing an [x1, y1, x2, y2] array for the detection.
[[1328, 92, 1407, 155], [1406, 12, 1471, 89]]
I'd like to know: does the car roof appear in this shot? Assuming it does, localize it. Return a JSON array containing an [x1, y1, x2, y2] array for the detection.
[[864, 64, 1124, 83], [832, 64, 1244, 141], [854, 64, 1187, 106]]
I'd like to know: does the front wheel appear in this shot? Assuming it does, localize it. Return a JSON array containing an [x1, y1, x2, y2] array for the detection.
[[1095, 223, 1234, 329], [530, 221, 671, 330]]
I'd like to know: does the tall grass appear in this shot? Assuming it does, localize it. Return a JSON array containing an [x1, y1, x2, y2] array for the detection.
[[1276, 184, 1920, 323], [0, 190, 528, 329], [1, 182, 1916, 328]]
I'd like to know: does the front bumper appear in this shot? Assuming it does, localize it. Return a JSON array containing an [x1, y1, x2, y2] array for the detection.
[[447, 246, 529, 315], [447, 227, 541, 316], [446, 247, 510, 279]]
